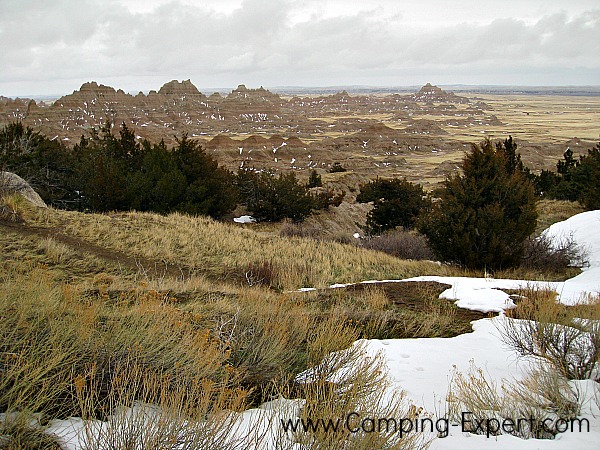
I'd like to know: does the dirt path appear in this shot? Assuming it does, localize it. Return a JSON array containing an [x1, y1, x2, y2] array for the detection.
[[1, 220, 189, 279]]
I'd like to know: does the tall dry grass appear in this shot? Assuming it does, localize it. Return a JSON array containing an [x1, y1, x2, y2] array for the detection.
[[2, 254, 427, 448], [27, 207, 445, 290]]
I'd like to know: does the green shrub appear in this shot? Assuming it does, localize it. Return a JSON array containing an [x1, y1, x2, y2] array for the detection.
[[533, 142, 600, 209], [327, 162, 347, 173], [357, 178, 428, 235], [306, 169, 322, 188], [237, 169, 343, 222], [419, 138, 537, 270]]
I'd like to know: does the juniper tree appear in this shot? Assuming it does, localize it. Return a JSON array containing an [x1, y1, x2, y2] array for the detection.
[[237, 169, 314, 222], [357, 178, 428, 235], [419, 138, 537, 270]]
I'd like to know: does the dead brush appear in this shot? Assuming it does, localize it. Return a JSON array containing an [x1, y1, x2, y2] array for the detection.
[[279, 220, 324, 240], [72, 357, 254, 450], [361, 230, 435, 261], [295, 341, 432, 450], [234, 260, 281, 289], [520, 233, 588, 275], [0, 417, 61, 449], [447, 361, 581, 439], [499, 288, 600, 380]]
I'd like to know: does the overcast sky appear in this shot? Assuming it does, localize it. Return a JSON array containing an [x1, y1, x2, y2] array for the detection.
[[1, 0, 599, 96]]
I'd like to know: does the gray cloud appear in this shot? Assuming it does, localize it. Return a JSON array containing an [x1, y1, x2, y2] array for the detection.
[[0, 0, 598, 95]]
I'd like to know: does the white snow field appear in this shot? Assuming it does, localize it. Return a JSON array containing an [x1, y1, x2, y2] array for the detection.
[[46, 211, 600, 449]]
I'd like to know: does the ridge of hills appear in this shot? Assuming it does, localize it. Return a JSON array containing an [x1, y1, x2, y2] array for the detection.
[[1, 80, 597, 185]]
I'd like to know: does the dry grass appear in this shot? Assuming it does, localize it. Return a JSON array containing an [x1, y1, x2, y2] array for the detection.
[[301, 282, 475, 341], [535, 199, 586, 235], [0, 193, 27, 223], [26, 207, 446, 290], [2, 253, 429, 447]]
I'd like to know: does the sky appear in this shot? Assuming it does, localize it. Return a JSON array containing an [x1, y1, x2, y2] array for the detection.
[[1, 0, 599, 97]]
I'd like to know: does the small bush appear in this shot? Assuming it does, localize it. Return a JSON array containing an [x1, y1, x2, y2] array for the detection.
[[357, 178, 428, 234], [520, 233, 587, 273], [327, 162, 347, 173], [236, 169, 315, 222], [306, 169, 322, 188], [297, 342, 432, 450], [448, 361, 581, 439], [279, 220, 324, 240], [0, 416, 61, 449], [330, 232, 354, 245], [236, 260, 281, 289], [361, 230, 434, 260], [500, 288, 600, 380], [72, 358, 247, 450]]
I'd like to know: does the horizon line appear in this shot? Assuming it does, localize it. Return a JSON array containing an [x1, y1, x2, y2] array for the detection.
[[3, 82, 600, 100]]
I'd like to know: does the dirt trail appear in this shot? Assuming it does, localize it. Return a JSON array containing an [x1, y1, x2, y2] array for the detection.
[[1, 220, 189, 279]]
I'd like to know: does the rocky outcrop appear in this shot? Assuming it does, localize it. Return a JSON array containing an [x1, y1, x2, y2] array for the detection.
[[158, 79, 204, 97], [412, 83, 470, 104], [0, 172, 47, 207]]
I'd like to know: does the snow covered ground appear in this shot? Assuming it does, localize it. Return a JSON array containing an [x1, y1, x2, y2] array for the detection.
[[339, 210, 600, 449], [45, 211, 600, 449]]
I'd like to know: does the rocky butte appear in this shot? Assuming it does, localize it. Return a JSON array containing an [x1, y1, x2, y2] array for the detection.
[[1, 81, 587, 183]]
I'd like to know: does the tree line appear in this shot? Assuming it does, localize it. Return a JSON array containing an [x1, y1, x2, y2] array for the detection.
[[0, 122, 342, 221]]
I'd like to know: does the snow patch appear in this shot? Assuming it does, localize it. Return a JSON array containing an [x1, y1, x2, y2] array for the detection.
[[233, 215, 256, 224]]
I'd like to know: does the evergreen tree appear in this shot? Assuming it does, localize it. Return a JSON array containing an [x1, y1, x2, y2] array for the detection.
[[574, 142, 600, 209], [547, 148, 581, 201], [0, 122, 75, 207], [72, 122, 131, 211], [419, 138, 537, 270], [357, 178, 427, 235], [126, 140, 186, 213], [306, 169, 322, 188], [237, 169, 314, 222], [497, 135, 524, 174], [172, 134, 237, 218], [534, 169, 560, 197]]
